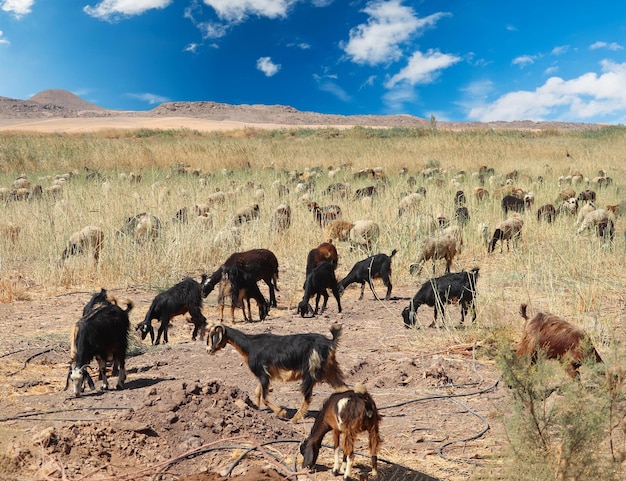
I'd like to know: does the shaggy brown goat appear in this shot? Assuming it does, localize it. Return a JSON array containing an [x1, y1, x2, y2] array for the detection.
[[516, 303, 603, 378]]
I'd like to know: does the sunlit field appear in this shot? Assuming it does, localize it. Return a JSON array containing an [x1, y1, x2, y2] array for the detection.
[[1, 125, 626, 479]]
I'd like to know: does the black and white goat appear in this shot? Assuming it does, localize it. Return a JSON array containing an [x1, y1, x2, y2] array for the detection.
[[207, 323, 348, 423], [65, 293, 133, 397], [298, 261, 342, 317], [402, 267, 479, 328], [136, 275, 207, 345], [202, 248, 280, 308], [300, 384, 382, 480], [218, 265, 269, 322], [338, 249, 397, 301]]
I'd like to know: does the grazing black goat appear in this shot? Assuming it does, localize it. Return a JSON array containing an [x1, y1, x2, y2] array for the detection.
[[136, 275, 207, 345], [338, 249, 397, 301], [454, 206, 470, 226], [536, 204, 556, 223], [298, 261, 342, 317], [402, 267, 479, 328], [65, 295, 133, 397], [501, 195, 526, 215], [207, 323, 347, 423], [354, 185, 377, 198], [218, 265, 269, 322], [202, 248, 279, 308], [300, 384, 381, 480]]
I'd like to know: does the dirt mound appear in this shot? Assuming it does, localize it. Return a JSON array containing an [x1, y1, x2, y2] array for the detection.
[[30, 89, 104, 111]]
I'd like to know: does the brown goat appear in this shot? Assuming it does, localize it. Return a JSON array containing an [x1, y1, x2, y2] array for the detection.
[[306, 242, 339, 276], [516, 303, 603, 378]]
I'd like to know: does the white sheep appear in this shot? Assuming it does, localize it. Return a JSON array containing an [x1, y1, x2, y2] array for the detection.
[[213, 227, 241, 249], [577, 208, 611, 235], [270, 204, 291, 233], [398, 192, 423, 217], [59, 226, 104, 266], [349, 219, 379, 251], [440, 224, 464, 253], [409, 234, 458, 275], [233, 204, 260, 226], [575, 201, 596, 225]]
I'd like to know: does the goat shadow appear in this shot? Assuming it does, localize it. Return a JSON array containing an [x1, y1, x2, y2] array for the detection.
[[123, 376, 174, 390]]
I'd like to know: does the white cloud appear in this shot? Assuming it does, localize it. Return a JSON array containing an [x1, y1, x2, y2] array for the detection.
[[512, 55, 536, 68], [551, 45, 569, 56], [544, 66, 558, 75], [589, 41, 623, 51], [468, 60, 626, 122], [0, 30, 9, 45], [202, 0, 296, 22], [1, 0, 34, 18], [342, 0, 449, 66], [126, 92, 170, 105], [313, 73, 350, 102], [256, 57, 281, 77], [184, 43, 199, 53], [382, 85, 417, 112], [84, 0, 172, 21], [385, 49, 461, 88]]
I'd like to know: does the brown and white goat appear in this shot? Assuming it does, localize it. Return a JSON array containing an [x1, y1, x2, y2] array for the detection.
[[207, 323, 348, 423], [300, 384, 382, 480], [516, 303, 603, 378], [488, 213, 523, 253]]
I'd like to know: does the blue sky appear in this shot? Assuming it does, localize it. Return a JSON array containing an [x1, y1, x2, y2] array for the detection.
[[1, 1, 626, 123]]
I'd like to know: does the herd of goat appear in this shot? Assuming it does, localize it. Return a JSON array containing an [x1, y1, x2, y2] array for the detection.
[[21, 163, 612, 479]]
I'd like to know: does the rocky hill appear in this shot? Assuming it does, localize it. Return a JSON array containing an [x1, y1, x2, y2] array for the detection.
[[0, 89, 604, 131]]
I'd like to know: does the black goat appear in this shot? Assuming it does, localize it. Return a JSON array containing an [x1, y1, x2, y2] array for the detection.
[[65, 298, 133, 397], [136, 275, 207, 345], [207, 323, 348, 423], [298, 261, 342, 317], [454, 206, 470, 226], [300, 384, 381, 480], [338, 249, 397, 300], [501, 194, 526, 215], [402, 267, 479, 328], [218, 265, 269, 322], [202, 248, 279, 308], [536, 204, 556, 223], [81, 288, 112, 316]]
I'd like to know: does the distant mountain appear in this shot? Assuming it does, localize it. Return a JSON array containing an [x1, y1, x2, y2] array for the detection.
[[30, 89, 104, 111]]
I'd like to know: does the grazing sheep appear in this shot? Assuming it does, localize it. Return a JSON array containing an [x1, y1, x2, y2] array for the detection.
[[501, 194, 527, 215], [213, 227, 241, 249], [536, 204, 556, 223], [348, 219, 379, 251], [454, 206, 470, 226], [324, 220, 355, 243], [118, 213, 162, 244], [577, 208, 611, 235], [516, 303, 603, 378], [308, 201, 343, 227], [354, 185, 377, 198], [206, 322, 347, 423], [474, 187, 489, 202], [270, 204, 292, 233], [59, 226, 104, 265], [397, 192, 423, 217], [558, 188, 577, 201], [298, 261, 342, 317], [488, 213, 523, 253], [577, 189, 596, 202], [402, 267, 479, 328], [409, 234, 458, 275], [477, 223, 490, 247], [440, 225, 464, 253], [338, 250, 397, 300], [454, 190, 466, 207], [575, 201, 596, 225], [136, 276, 207, 345], [233, 203, 260, 226], [557, 197, 578, 216], [300, 384, 381, 480]]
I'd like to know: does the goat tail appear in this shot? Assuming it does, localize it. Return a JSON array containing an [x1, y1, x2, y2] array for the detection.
[[123, 300, 134, 313], [354, 382, 367, 395], [329, 322, 343, 343], [390, 249, 398, 258], [520, 303, 529, 320]]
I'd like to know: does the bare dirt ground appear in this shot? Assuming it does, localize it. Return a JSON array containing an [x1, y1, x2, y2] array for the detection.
[[0, 276, 504, 481]]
